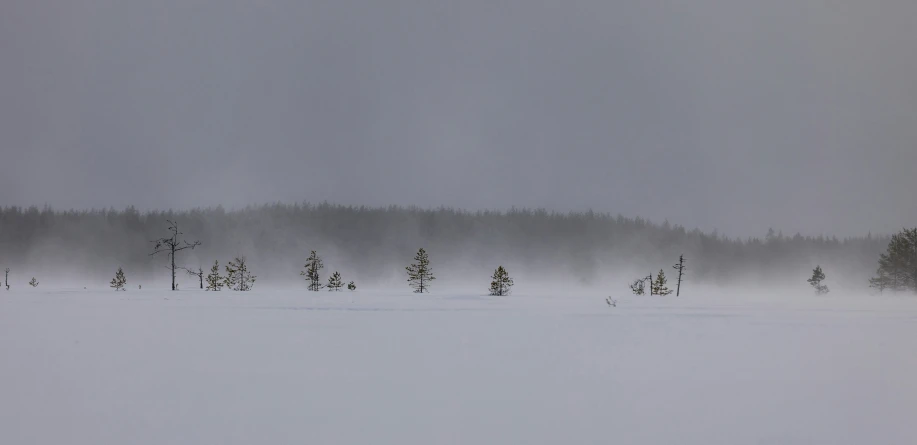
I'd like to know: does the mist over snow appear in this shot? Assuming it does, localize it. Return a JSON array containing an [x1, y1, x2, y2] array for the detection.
[[3, 1, 917, 444], [0, 203, 889, 293]]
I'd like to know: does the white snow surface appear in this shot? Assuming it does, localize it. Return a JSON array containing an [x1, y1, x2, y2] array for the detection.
[[1, 287, 916, 445]]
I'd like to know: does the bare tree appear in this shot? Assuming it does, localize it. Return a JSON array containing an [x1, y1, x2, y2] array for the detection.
[[150, 220, 201, 291], [673, 255, 686, 297], [5, 268, 9, 290], [182, 266, 205, 289]]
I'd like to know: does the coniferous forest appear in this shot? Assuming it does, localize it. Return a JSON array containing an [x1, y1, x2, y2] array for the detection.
[[0, 202, 893, 290]]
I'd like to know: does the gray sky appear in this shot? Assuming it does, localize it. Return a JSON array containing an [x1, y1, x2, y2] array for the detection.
[[2, 1, 916, 237]]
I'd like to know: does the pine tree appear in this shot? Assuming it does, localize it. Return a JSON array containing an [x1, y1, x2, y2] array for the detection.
[[206, 260, 223, 291], [488, 266, 514, 296], [406, 248, 435, 293], [630, 278, 646, 296], [871, 229, 917, 293], [224, 257, 256, 291], [347, 281, 356, 291], [327, 271, 344, 291], [301, 250, 324, 291], [808, 265, 829, 295], [29, 277, 39, 288], [652, 270, 673, 296], [868, 268, 890, 293], [110, 267, 127, 291]]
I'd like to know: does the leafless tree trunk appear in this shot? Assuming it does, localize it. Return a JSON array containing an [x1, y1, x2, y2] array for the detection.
[[182, 266, 205, 289], [673, 255, 686, 297], [150, 220, 201, 291]]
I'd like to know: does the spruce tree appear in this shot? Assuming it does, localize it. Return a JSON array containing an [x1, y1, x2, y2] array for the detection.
[[206, 260, 223, 291], [808, 265, 829, 295], [301, 250, 324, 291], [406, 248, 435, 293], [327, 271, 344, 291], [652, 270, 673, 296], [224, 257, 256, 291], [110, 267, 127, 291], [488, 266, 514, 296]]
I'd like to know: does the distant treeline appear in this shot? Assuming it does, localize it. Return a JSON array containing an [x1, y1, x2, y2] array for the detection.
[[0, 203, 890, 288]]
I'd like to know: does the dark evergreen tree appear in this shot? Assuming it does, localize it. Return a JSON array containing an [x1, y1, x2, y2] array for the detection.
[[652, 269, 673, 296], [406, 248, 435, 293], [206, 260, 223, 291], [488, 266, 514, 296], [871, 228, 917, 293], [110, 267, 127, 291], [347, 281, 356, 291], [301, 250, 324, 292], [150, 220, 201, 291], [224, 256, 256, 291], [327, 271, 344, 291], [808, 265, 829, 295]]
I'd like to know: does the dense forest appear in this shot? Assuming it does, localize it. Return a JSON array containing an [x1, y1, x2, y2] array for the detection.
[[0, 203, 891, 290]]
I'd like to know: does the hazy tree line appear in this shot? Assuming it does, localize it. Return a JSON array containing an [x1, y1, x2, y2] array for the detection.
[[0, 203, 893, 289]]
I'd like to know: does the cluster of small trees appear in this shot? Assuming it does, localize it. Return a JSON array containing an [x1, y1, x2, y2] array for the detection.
[[629, 255, 686, 296], [301, 250, 354, 292], [869, 228, 917, 293]]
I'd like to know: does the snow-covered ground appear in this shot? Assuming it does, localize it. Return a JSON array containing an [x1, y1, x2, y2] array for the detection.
[[1, 287, 916, 444]]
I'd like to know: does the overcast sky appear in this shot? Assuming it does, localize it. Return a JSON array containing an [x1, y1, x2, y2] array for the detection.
[[2, 1, 916, 237]]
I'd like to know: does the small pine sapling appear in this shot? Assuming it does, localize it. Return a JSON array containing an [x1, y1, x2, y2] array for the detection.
[[327, 271, 344, 291], [224, 256, 256, 291], [206, 260, 223, 291], [652, 270, 673, 296], [347, 281, 356, 291], [29, 277, 39, 288], [406, 248, 435, 293], [488, 266, 514, 296], [808, 265, 829, 295], [110, 267, 127, 291]]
